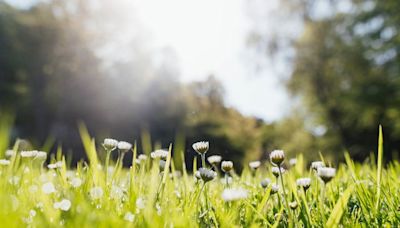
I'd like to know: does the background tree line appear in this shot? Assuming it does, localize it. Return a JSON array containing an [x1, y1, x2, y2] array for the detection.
[[0, 0, 399, 168]]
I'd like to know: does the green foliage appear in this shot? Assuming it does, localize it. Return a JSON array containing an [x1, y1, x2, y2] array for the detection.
[[0, 124, 398, 226]]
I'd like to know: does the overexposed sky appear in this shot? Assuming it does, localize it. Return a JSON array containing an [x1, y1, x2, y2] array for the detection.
[[134, 0, 290, 121], [7, 0, 290, 121]]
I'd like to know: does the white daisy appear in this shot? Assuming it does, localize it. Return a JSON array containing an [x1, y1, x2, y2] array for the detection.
[[270, 150, 285, 166], [42, 182, 56, 194], [150, 149, 169, 160], [221, 188, 248, 202], [90, 187, 104, 200], [54, 199, 71, 211], [192, 141, 209, 154], [207, 155, 222, 165]]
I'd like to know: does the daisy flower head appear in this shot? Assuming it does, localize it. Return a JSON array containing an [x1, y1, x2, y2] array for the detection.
[[311, 161, 325, 171], [271, 166, 285, 178], [117, 141, 132, 153], [0, 159, 11, 166], [103, 138, 118, 151], [317, 167, 336, 183], [90, 186, 104, 200], [192, 141, 209, 155], [249, 161, 261, 170], [53, 199, 71, 211], [296, 177, 311, 191], [260, 178, 271, 189], [270, 150, 285, 166], [150, 149, 169, 160], [5, 150, 15, 158], [20, 150, 38, 158], [198, 168, 216, 183], [207, 155, 222, 166], [47, 161, 63, 169], [221, 188, 248, 202], [221, 161, 233, 173]]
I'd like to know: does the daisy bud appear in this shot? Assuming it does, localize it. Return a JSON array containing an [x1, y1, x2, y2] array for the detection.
[[249, 161, 261, 170], [103, 138, 118, 151], [269, 150, 285, 166], [311, 161, 325, 171], [296, 177, 311, 191], [271, 166, 285, 178], [198, 168, 216, 182], [289, 201, 298, 209], [117, 141, 132, 153], [260, 178, 271, 188], [317, 167, 336, 183], [207, 155, 222, 166], [192, 141, 209, 154], [221, 161, 233, 173]]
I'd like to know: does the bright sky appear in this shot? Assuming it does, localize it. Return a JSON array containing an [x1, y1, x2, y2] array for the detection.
[[8, 0, 290, 121], [134, 0, 290, 121]]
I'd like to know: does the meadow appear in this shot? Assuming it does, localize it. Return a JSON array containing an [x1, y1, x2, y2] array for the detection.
[[0, 125, 398, 228]]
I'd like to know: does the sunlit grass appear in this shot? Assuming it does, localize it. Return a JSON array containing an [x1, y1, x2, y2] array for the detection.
[[0, 125, 398, 227]]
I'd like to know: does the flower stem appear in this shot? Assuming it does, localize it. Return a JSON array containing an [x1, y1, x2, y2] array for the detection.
[[279, 165, 293, 226], [201, 154, 206, 168], [105, 149, 112, 185]]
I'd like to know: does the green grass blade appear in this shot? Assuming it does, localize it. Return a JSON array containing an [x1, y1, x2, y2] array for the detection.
[[375, 125, 383, 211], [326, 185, 354, 228]]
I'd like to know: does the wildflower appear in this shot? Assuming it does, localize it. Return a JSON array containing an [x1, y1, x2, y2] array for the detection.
[[0, 159, 10, 166], [194, 171, 201, 180], [207, 155, 222, 165], [136, 197, 145, 209], [110, 185, 124, 200], [192, 141, 209, 154], [221, 188, 248, 202], [29, 209, 36, 217], [35, 151, 47, 160], [289, 201, 298, 209], [150, 149, 169, 160], [20, 150, 38, 158], [47, 161, 63, 169], [261, 178, 271, 188], [289, 158, 297, 166], [270, 150, 285, 166], [103, 138, 118, 151], [271, 166, 285, 178], [317, 167, 336, 183], [138, 154, 148, 162], [221, 161, 233, 173], [117, 141, 132, 153], [54, 199, 71, 211], [311, 161, 325, 171], [198, 168, 216, 182], [90, 187, 104, 200], [270, 184, 279, 194], [5, 150, 15, 157], [296, 177, 311, 191], [29, 185, 38, 193], [9, 176, 20, 185], [249, 161, 261, 170], [159, 160, 166, 170], [42, 182, 56, 194], [124, 212, 135, 222]]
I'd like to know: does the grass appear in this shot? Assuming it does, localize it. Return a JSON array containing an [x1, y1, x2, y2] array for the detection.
[[0, 125, 399, 227]]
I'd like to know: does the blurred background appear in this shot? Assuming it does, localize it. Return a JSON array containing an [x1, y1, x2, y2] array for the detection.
[[0, 0, 399, 168]]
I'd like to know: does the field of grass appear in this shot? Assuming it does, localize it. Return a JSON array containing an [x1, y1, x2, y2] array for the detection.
[[0, 125, 399, 227]]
